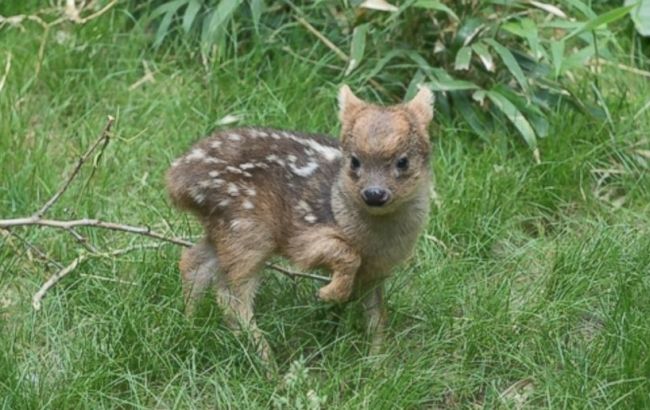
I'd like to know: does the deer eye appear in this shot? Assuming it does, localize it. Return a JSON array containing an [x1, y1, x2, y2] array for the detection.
[[396, 157, 409, 171], [350, 155, 361, 170]]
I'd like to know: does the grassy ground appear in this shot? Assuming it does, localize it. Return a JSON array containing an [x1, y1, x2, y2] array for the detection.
[[1, 3, 650, 409]]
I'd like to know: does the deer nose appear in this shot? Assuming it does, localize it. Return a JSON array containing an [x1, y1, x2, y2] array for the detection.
[[361, 187, 390, 207]]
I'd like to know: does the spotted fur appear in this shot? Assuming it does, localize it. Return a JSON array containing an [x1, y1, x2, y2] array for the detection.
[[166, 85, 435, 358]]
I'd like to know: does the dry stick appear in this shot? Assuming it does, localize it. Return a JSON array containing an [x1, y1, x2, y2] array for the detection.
[[2, 230, 64, 270], [0, 216, 330, 282], [32, 243, 166, 311], [35, 116, 114, 218]]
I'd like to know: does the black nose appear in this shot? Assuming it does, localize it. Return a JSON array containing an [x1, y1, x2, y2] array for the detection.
[[362, 187, 390, 207]]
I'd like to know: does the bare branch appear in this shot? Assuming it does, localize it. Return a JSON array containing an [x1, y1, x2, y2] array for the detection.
[[32, 243, 168, 311], [35, 115, 114, 218], [265, 263, 330, 283]]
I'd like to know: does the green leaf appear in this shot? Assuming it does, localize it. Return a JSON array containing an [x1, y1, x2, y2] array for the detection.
[[412, 0, 459, 21], [203, 0, 241, 43], [559, 0, 597, 18], [451, 91, 491, 140], [520, 18, 544, 60], [626, 0, 650, 36], [430, 68, 480, 91], [182, 0, 201, 33], [549, 39, 565, 78], [484, 39, 528, 93], [493, 85, 549, 138], [487, 89, 537, 148], [152, 0, 188, 48], [346, 23, 369, 76], [250, 0, 265, 34], [405, 70, 427, 101], [566, 4, 638, 39], [454, 46, 472, 71], [471, 43, 494, 72]]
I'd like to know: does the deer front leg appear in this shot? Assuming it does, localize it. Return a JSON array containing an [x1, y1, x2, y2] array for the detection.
[[288, 227, 361, 304], [362, 284, 387, 355]]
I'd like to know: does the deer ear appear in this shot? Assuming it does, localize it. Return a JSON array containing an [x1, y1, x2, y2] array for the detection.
[[405, 85, 434, 126], [338, 85, 364, 124]]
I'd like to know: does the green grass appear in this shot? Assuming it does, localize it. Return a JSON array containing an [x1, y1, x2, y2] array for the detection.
[[1, 3, 650, 409]]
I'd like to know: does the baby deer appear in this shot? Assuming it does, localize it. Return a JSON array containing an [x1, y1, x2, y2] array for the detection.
[[166, 85, 434, 358]]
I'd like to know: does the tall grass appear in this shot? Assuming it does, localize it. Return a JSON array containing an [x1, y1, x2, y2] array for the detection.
[[0, 0, 649, 408]]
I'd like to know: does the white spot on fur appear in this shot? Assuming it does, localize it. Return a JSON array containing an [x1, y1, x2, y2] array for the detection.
[[218, 198, 231, 208], [210, 140, 222, 149], [245, 187, 257, 196], [204, 157, 225, 164], [186, 148, 206, 161], [266, 154, 286, 167], [304, 214, 317, 223], [171, 159, 181, 167], [251, 129, 267, 138], [197, 180, 212, 188], [211, 178, 225, 187], [243, 172, 253, 178], [209, 170, 220, 177], [296, 200, 312, 212], [228, 133, 242, 141], [270, 133, 281, 140], [242, 199, 254, 210], [240, 163, 256, 170], [287, 135, 341, 161], [226, 166, 243, 174], [287, 154, 297, 162], [230, 218, 254, 231], [289, 162, 319, 177], [227, 183, 239, 196], [189, 186, 206, 204]]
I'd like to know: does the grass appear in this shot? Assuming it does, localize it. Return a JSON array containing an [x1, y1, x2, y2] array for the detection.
[[1, 2, 650, 408]]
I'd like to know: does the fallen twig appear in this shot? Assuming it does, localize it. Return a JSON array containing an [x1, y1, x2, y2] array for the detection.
[[36, 116, 115, 217], [32, 243, 166, 311]]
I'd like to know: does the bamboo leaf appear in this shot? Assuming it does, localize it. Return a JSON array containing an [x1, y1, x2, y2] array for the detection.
[[412, 0, 459, 21], [182, 0, 201, 33], [487, 89, 537, 148], [626, 0, 650, 36], [152, 0, 187, 48], [549, 39, 565, 77], [451, 91, 491, 140], [346, 23, 369, 76], [472, 43, 495, 72], [566, 4, 638, 39], [429, 68, 480, 91], [204, 0, 241, 42], [250, 0, 265, 34], [359, 0, 398, 12], [484, 39, 529, 92], [454, 46, 472, 71]]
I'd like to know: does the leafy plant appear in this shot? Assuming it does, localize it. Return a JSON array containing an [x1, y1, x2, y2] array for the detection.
[[141, 0, 638, 161]]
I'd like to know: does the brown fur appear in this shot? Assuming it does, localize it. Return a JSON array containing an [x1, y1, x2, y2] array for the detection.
[[166, 85, 435, 357]]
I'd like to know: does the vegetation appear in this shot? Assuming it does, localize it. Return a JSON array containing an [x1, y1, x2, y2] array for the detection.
[[1, 0, 649, 408]]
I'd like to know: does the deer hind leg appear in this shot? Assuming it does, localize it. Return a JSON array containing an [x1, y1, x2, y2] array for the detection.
[[179, 238, 219, 317], [211, 224, 275, 361]]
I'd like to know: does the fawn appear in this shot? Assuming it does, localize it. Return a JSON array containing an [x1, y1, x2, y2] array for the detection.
[[166, 85, 434, 358]]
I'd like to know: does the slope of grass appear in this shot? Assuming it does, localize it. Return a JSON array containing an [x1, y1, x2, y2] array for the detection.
[[1, 3, 649, 409]]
